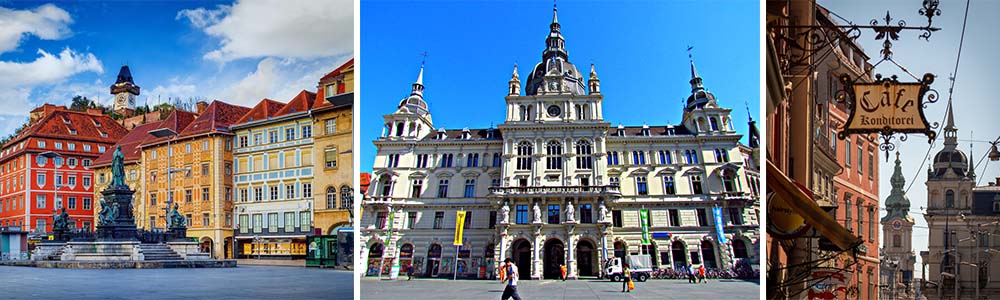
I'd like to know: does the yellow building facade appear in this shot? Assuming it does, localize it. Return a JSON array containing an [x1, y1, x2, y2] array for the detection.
[[140, 101, 250, 259], [313, 59, 354, 235]]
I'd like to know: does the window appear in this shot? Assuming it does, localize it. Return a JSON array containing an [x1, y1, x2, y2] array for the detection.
[[411, 180, 423, 198], [632, 151, 646, 165], [517, 141, 533, 170], [464, 211, 473, 229], [407, 211, 418, 229], [203, 213, 210, 227], [728, 207, 743, 225], [301, 125, 312, 138], [440, 153, 454, 168], [269, 131, 278, 144], [868, 151, 875, 180], [663, 176, 676, 195], [580, 203, 593, 223], [433, 211, 444, 229], [659, 150, 672, 164], [185, 143, 192, 153], [83, 197, 91, 210], [238, 215, 249, 233], [636, 177, 648, 195], [325, 118, 336, 135], [845, 196, 853, 230], [185, 189, 192, 202], [255, 187, 263, 201], [685, 150, 699, 164], [857, 203, 863, 240], [252, 214, 262, 233], [67, 158, 77, 167], [201, 163, 209, 176], [286, 128, 295, 140], [415, 154, 428, 168], [547, 204, 560, 224], [516, 205, 529, 224], [489, 211, 497, 229], [670, 209, 682, 227], [375, 211, 388, 229], [386, 154, 399, 168], [844, 139, 851, 168], [857, 143, 864, 175], [546, 141, 562, 170], [286, 185, 295, 199], [437, 179, 449, 198], [714, 149, 729, 162], [722, 172, 738, 192], [268, 213, 278, 232], [607, 151, 620, 165], [35, 219, 45, 232], [946, 190, 955, 208], [82, 159, 91, 167], [690, 175, 704, 194], [36, 195, 46, 208], [868, 207, 875, 241], [464, 179, 476, 198], [466, 153, 480, 167], [38, 141, 45, 148], [68, 197, 76, 209], [575, 140, 593, 169], [492, 153, 500, 167], [303, 183, 312, 198], [612, 210, 623, 227], [239, 136, 248, 148], [36, 173, 45, 187], [54, 196, 62, 209], [200, 187, 209, 201], [696, 209, 708, 226], [609, 176, 620, 186], [36, 156, 47, 166], [150, 194, 158, 207], [284, 212, 295, 232]]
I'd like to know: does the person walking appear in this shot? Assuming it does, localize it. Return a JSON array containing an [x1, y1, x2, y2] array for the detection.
[[687, 264, 696, 283], [698, 265, 706, 283], [621, 263, 632, 293], [560, 264, 567, 281], [501, 258, 522, 300], [407, 264, 413, 281]]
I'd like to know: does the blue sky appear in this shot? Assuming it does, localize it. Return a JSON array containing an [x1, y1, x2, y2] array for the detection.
[[0, 0, 352, 134], [819, 0, 1000, 279], [359, 0, 761, 172]]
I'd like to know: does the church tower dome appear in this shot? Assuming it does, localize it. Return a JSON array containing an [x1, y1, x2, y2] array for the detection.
[[523, 4, 587, 96], [930, 98, 970, 180]]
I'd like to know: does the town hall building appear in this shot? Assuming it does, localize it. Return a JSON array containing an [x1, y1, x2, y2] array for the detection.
[[360, 6, 760, 280]]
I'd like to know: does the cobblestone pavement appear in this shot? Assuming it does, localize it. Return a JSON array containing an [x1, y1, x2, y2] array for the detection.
[[360, 277, 760, 300], [0, 265, 353, 300]]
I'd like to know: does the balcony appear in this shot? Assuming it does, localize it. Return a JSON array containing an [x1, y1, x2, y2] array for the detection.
[[488, 185, 621, 197]]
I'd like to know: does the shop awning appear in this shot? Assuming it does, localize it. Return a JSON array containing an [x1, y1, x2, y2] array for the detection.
[[767, 161, 862, 251]]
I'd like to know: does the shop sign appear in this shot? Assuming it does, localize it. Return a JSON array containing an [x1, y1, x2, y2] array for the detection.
[[766, 191, 810, 239], [838, 73, 938, 159]]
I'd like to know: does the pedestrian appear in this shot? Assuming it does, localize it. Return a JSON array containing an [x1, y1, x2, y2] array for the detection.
[[501, 258, 522, 300], [560, 264, 567, 281], [688, 264, 696, 284], [621, 263, 632, 293], [699, 265, 707, 283], [407, 264, 413, 281]]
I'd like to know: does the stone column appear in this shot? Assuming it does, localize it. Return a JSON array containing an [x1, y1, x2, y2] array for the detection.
[[567, 233, 577, 279], [532, 230, 542, 280]]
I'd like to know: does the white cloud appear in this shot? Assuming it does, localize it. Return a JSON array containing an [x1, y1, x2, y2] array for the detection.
[[0, 4, 72, 54], [217, 57, 279, 105], [0, 48, 103, 87], [178, 0, 353, 62]]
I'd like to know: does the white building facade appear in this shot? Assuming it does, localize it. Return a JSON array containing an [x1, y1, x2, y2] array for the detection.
[[360, 7, 760, 280]]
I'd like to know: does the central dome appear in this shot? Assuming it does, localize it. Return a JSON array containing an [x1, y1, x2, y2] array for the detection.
[[524, 57, 587, 96]]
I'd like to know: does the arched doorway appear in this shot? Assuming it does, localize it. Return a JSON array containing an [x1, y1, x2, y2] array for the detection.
[[613, 241, 627, 259], [200, 237, 214, 257], [671, 240, 687, 269], [511, 239, 532, 280], [426, 244, 442, 277], [702, 240, 717, 269], [367, 243, 384, 276], [329, 222, 350, 235], [576, 240, 597, 277], [399, 244, 414, 275], [732, 239, 749, 259], [543, 239, 565, 279]]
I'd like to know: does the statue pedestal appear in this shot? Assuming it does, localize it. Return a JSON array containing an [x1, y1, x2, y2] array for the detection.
[[96, 185, 138, 241], [61, 241, 143, 261], [167, 241, 210, 260]]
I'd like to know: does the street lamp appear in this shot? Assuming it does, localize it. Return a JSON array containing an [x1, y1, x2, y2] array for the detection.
[[38, 151, 64, 234], [148, 128, 178, 229]]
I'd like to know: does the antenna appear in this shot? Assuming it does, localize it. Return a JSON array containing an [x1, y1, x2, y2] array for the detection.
[[420, 51, 428, 67]]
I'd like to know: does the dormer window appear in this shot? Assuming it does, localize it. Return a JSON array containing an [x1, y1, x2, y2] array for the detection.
[[94, 120, 101, 127], [437, 129, 447, 140], [69, 129, 77, 135], [101, 132, 108, 138], [62, 116, 70, 124], [640, 127, 650, 137], [461, 129, 471, 139]]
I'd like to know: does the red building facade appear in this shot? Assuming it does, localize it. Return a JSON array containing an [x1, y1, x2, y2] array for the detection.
[[0, 105, 127, 234]]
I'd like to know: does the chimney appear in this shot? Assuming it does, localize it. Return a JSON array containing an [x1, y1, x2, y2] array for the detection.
[[196, 101, 208, 114]]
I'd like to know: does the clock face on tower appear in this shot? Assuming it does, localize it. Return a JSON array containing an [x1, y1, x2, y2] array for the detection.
[[892, 219, 903, 231], [547, 105, 561, 117], [116, 94, 126, 106]]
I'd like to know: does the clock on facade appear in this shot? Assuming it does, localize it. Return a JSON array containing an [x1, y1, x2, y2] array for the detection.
[[116, 94, 126, 105], [547, 105, 561, 117], [892, 219, 903, 231]]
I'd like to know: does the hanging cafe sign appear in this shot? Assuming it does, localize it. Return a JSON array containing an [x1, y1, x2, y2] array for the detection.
[[837, 73, 938, 161]]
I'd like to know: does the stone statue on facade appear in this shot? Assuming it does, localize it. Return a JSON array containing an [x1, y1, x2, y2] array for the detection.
[[598, 200, 609, 223], [169, 203, 186, 228], [500, 201, 510, 224], [532, 201, 542, 223], [566, 201, 575, 222], [110, 145, 126, 188]]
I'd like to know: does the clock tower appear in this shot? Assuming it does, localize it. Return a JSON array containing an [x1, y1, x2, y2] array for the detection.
[[881, 152, 916, 296], [110, 65, 140, 115]]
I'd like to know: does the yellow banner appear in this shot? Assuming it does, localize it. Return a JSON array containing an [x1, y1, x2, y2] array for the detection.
[[453, 211, 466, 246]]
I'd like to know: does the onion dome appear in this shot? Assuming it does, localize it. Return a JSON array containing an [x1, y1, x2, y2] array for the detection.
[[397, 64, 430, 116], [524, 4, 587, 96], [930, 98, 970, 179]]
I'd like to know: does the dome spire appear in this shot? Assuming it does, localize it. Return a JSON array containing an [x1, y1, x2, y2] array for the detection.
[[542, 1, 567, 61], [688, 47, 704, 93], [552, 1, 558, 24], [411, 54, 426, 98], [943, 97, 958, 148]]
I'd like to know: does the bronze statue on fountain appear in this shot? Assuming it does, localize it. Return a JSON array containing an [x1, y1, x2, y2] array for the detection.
[[95, 145, 139, 241]]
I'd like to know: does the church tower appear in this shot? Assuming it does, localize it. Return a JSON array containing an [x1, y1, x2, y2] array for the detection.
[[110, 65, 140, 115], [881, 152, 916, 294]]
